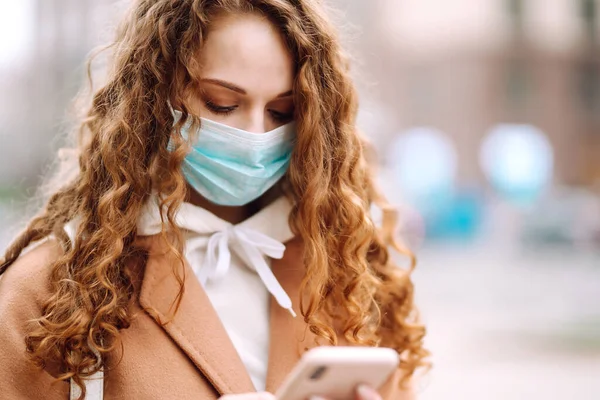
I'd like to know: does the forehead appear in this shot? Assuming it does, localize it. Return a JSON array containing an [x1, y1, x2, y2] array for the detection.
[[198, 13, 294, 96]]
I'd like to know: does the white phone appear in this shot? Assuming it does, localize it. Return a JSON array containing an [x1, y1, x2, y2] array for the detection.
[[275, 346, 399, 400]]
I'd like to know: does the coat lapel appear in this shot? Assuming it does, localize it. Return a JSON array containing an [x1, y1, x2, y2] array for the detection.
[[138, 235, 256, 395], [265, 238, 317, 393], [137, 234, 314, 396]]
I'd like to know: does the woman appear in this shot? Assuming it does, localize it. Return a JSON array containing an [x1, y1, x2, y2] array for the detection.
[[0, 0, 427, 399]]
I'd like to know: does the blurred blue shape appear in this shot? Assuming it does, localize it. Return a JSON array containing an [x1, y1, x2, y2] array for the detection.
[[389, 127, 457, 202], [388, 127, 483, 241], [424, 188, 484, 241], [480, 124, 554, 206]]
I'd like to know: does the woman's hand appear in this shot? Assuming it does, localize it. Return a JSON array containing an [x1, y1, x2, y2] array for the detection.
[[309, 384, 383, 400], [220, 393, 275, 400], [218, 384, 382, 400], [354, 385, 383, 400]]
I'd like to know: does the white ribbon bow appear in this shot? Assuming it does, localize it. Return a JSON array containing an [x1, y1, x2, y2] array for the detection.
[[188, 225, 297, 318]]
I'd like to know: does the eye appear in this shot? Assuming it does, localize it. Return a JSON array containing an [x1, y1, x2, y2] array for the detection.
[[205, 99, 238, 116], [269, 109, 294, 123]]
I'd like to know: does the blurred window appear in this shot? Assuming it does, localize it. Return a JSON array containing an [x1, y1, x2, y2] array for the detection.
[[578, 0, 600, 118], [506, 0, 525, 35], [580, 0, 598, 43], [577, 61, 600, 118], [506, 59, 531, 109]]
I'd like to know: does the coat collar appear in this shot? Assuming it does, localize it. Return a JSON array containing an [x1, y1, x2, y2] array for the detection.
[[137, 195, 294, 243], [264, 237, 317, 393], [138, 234, 256, 395], [137, 234, 314, 395]]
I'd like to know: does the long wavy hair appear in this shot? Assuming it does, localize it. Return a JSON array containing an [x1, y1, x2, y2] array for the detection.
[[1, 0, 428, 396]]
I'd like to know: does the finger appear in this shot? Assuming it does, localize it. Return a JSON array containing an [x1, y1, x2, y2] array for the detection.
[[355, 385, 382, 400]]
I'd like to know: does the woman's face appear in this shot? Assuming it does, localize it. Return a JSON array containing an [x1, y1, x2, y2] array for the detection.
[[190, 13, 295, 133]]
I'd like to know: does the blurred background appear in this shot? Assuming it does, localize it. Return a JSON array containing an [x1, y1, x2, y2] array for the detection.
[[0, 0, 599, 399]]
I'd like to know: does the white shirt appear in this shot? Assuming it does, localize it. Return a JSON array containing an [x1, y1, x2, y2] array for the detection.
[[134, 196, 296, 391]]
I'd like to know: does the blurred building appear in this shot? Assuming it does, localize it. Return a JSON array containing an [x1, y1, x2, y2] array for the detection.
[[0, 0, 123, 188], [353, 0, 600, 187], [1, 0, 599, 190]]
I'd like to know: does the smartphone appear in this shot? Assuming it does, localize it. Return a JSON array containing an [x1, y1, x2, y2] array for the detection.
[[275, 346, 399, 400]]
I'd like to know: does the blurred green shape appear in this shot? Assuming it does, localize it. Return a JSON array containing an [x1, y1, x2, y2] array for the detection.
[[0, 186, 26, 202]]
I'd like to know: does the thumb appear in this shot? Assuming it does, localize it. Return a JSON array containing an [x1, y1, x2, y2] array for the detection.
[[356, 385, 382, 400]]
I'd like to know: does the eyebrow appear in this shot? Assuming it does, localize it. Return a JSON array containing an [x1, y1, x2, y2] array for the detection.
[[200, 78, 293, 98]]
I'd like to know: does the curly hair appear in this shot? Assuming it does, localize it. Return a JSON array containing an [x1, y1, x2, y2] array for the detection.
[[0, 0, 428, 397]]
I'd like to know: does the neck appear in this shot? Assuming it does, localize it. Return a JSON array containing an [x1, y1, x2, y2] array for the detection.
[[185, 184, 253, 224], [184, 182, 284, 225]]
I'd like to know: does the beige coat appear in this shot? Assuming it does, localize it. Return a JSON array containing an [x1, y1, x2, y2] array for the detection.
[[0, 235, 412, 399]]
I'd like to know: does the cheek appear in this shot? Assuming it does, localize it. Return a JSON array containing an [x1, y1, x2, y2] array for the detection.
[[264, 120, 279, 133]]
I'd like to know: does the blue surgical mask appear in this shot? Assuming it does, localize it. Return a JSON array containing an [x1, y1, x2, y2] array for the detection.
[[175, 113, 295, 206]]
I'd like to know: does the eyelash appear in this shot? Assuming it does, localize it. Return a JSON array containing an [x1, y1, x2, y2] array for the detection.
[[204, 99, 294, 122], [205, 100, 237, 116], [269, 109, 294, 123]]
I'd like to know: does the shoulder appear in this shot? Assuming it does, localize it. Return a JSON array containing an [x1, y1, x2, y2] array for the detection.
[[0, 239, 70, 398], [0, 238, 63, 309], [0, 238, 66, 355], [0, 238, 63, 335]]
